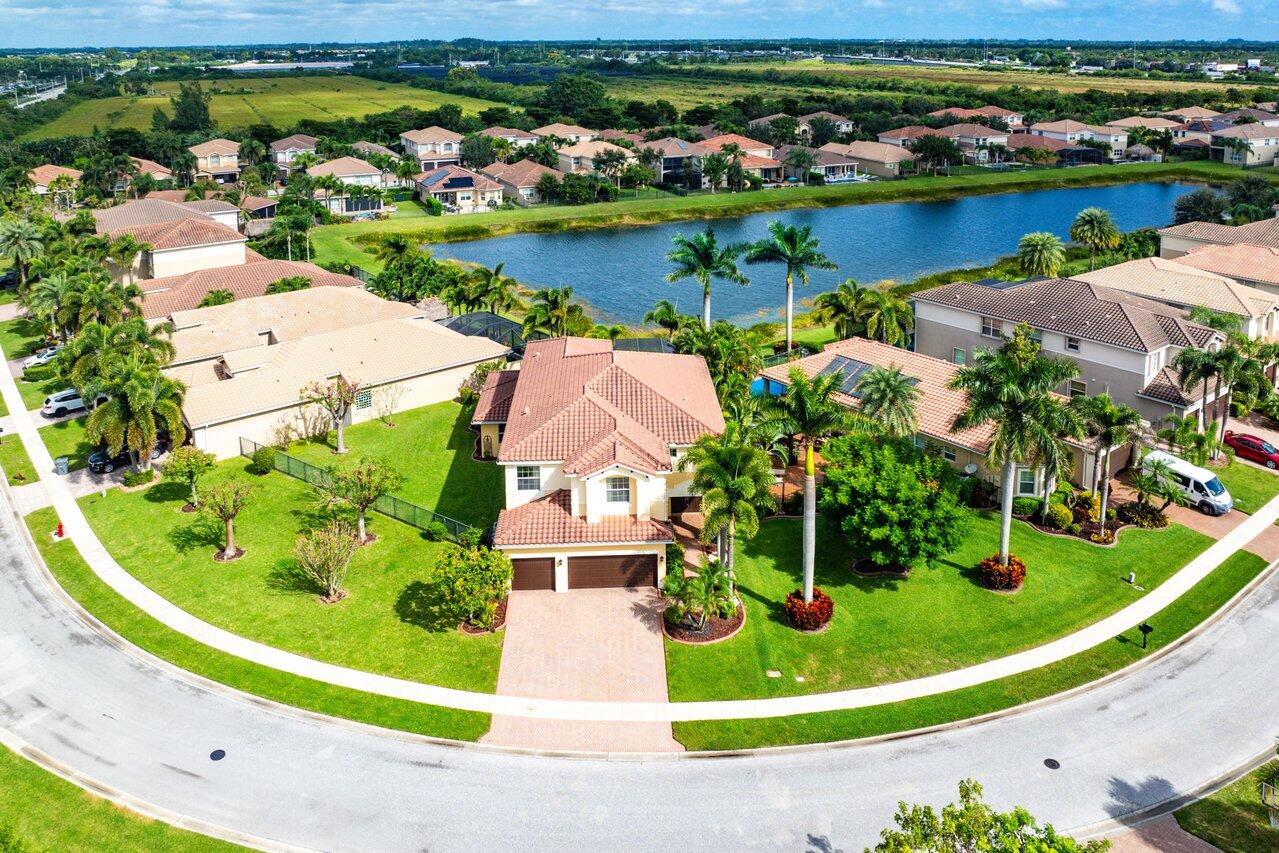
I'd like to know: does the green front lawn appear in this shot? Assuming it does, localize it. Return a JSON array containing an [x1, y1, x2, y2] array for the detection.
[[41, 417, 93, 472], [1213, 459, 1279, 515], [0, 316, 66, 411], [1176, 759, 1279, 852], [80, 458, 504, 692], [286, 401, 504, 529], [666, 513, 1211, 702], [0, 433, 37, 485]]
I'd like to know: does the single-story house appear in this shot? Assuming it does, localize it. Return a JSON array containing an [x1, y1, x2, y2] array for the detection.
[[531, 123, 597, 144], [138, 259, 361, 319], [400, 126, 462, 170], [351, 140, 398, 160], [239, 195, 278, 236], [415, 164, 503, 213], [189, 138, 240, 183], [774, 145, 860, 182], [480, 126, 540, 147], [479, 159, 565, 205], [1009, 134, 1103, 165], [306, 157, 385, 215], [819, 141, 914, 177], [28, 164, 82, 196], [473, 336, 724, 591]]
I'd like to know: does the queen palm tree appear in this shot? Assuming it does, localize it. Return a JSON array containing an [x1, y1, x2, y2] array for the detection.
[[0, 218, 45, 291], [1077, 394, 1141, 527], [170, 151, 197, 188], [950, 325, 1079, 568], [744, 221, 837, 354], [643, 299, 685, 338], [58, 317, 175, 389], [1015, 231, 1065, 278], [767, 367, 865, 604], [469, 262, 521, 314], [523, 287, 588, 338], [374, 233, 417, 268], [1028, 395, 1084, 526], [240, 138, 267, 167], [665, 226, 749, 329], [812, 279, 873, 340], [106, 234, 149, 286], [864, 282, 915, 347], [855, 365, 920, 439], [65, 274, 141, 333], [1069, 207, 1121, 270], [679, 423, 777, 590], [85, 355, 186, 471], [395, 155, 420, 189], [1172, 347, 1217, 432]]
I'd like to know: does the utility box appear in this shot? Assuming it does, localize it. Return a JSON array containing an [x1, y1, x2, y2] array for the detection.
[[54, 456, 68, 476]]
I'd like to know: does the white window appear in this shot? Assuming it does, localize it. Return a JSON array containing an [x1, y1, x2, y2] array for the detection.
[[1065, 336, 1081, 353], [1017, 468, 1038, 496], [516, 466, 540, 491], [942, 448, 957, 462], [981, 316, 1002, 338], [354, 389, 373, 410], [953, 347, 967, 365], [605, 476, 630, 504], [1069, 380, 1087, 398]]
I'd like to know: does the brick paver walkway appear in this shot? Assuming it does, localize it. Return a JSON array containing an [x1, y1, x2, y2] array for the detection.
[[482, 588, 682, 752], [1105, 815, 1220, 852]]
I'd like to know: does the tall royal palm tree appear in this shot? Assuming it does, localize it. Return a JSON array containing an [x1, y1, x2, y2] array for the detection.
[[950, 326, 1079, 568], [85, 355, 186, 471], [679, 423, 777, 590], [864, 282, 915, 347], [1069, 207, 1121, 270], [1210, 343, 1253, 451], [1015, 231, 1066, 278], [523, 287, 587, 338], [643, 299, 684, 339], [1172, 347, 1217, 432], [0, 218, 45, 291], [745, 221, 837, 354], [812, 279, 873, 340], [855, 365, 919, 439], [665, 226, 749, 329]]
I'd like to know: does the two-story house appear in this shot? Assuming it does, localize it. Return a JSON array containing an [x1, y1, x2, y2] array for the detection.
[[797, 111, 855, 136], [306, 157, 385, 215], [271, 134, 319, 173], [87, 199, 247, 281], [928, 106, 1024, 127], [912, 277, 1225, 427], [1210, 124, 1279, 167], [1029, 121, 1128, 159], [189, 138, 241, 183], [472, 337, 724, 591], [1175, 242, 1279, 296], [400, 126, 462, 170], [555, 140, 635, 175], [531, 123, 597, 144], [644, 136, 710, 184], [480, 126, 540, 148], [1157, 218, 1279, 258]]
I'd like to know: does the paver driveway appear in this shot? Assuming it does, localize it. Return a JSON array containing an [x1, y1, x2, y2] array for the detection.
[[482, 587, 682, 753]]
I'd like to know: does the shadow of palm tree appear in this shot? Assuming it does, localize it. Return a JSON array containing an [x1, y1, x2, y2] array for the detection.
[[738, 582, 789, 627], [168, 513, 223, 554], [394, 580, 452, 632], [1104, 775, 1179, 825]]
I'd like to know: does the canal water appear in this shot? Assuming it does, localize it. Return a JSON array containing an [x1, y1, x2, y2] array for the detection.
[[428, 181, 1196, 324]]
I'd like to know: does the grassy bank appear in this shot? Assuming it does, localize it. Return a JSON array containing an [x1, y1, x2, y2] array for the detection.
[[673, 548, 1267, 750], [313, 160, 1252, 271], [26, 506, 492, 741], [1176, 758, 1279, 852]]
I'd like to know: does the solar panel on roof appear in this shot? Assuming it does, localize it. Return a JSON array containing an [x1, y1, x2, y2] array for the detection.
[[614, 337, 675, 353], [818, 355, 918, 398]]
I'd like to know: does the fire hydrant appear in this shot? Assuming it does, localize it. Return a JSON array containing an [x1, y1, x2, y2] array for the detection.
[[54, 521, 64, 539]]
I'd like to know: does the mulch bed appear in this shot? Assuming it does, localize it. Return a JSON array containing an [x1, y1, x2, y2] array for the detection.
[[663, 600, 746, 645], [460, 596, 507, 635], [213, 547, 245, 563], [851, 557, 910, 578], [1013, 513, 1129, 546], [357, 532, 379, 546], [181, 502, 198, 513]]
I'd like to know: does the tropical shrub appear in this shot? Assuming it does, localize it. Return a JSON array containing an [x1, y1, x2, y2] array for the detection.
[[665, 540, 686, 573], [1011, 496, 1041, 517], [122, 469, 154, 487], [661, 561, 735, 631], [429, 544, 513, 630], [784, 587, 834, 630], [978, 553, 1027, 591], [959, 477, 996, 509], [423, 521, 451, 541], [1118, 501, 1168, 529], [1066, 491, 1100, 524], [1045, 502, 1073, 530], [251, 445, 276, 475], [1068, 523, 1082, 535]]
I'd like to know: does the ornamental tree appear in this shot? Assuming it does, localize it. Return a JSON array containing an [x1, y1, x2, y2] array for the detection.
[[301, 376, 361, 454], [326, 457, 404, 544], [203, 480, 253, 560], [430, 544, 513, 630], [294, 521, 359, 603], [820, 434, 970, 573], [162, 445, 216, 508]]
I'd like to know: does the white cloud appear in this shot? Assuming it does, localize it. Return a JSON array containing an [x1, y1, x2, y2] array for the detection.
[[1211, 0, 1241, 13]]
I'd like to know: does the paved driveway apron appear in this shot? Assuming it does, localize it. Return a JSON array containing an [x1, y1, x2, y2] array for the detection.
[[483, 588, 682, 753]]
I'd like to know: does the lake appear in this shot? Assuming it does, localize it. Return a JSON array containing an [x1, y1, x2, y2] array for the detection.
[[428, 181, 1196, 325]]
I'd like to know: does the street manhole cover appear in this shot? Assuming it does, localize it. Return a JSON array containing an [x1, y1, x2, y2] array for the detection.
[[1044, 758, 1060, 770], [210, 749, 226, 761]]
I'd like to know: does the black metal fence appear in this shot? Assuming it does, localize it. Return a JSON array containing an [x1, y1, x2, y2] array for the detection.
[[239, 437, 474, 542]]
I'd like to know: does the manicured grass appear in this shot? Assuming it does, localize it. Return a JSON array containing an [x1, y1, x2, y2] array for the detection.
[[285, 401, 505, 529], [23, 76, 507, 139], [39, 417, 93, 472], [1176, 759, 1279, 852], [0, 433, 38, 486], [391, 198, 432, 219], [673, 548, 1266, 749], [0, 738, 233, 852], [78, 458, 504, 692], [1213, 459, 1279, 515], [665, 513, 1211, 701], [27, 507, 490, 741], [0, 316, 65, 411], [313, 160, 1253, 271]]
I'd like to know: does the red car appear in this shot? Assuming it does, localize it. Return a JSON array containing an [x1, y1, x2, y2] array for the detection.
[[1224, 430, 1279, 469]]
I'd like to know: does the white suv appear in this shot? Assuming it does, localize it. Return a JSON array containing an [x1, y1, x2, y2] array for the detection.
[[41, 389, 105, 418]]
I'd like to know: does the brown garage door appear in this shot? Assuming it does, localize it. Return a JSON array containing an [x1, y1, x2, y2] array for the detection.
[[567, 554, 658, 589], [510, 558, 555, 591]]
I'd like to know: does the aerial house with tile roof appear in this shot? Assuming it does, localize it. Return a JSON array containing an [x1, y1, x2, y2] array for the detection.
[[471, 337, 724, 591]]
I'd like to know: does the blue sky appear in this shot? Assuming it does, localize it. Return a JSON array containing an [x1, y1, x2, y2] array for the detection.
[[1, 0, 1270, 50]]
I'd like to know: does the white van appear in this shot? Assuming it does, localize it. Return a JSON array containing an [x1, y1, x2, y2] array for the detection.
[[1142, 450, 1233, 516]]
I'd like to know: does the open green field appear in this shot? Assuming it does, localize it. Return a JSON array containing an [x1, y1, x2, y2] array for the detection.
[[666, 514, 1210, 701], [1176, 758, 1279, 852], [23, 75, 510, 140], [602, 74, 887, 110]]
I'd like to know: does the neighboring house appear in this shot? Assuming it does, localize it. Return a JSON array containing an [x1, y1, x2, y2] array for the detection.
[[1217, 107, 1279, 127], [270, 134, 319, 170], [181, 199, 242, 231], [306, 157, 385, 215], [597, 129, 644, 145], [189, 138, 241, 183], [928, 105, 1024, 127], [480, 126, 540, 147], [556, 140, 635, 174], [166, 287, 508, 459], [1105, 116, 1182, 131], [351, 140, 398, 160], [1029, 120, 1127, 159], [796, 111, 854, 136], [643, 136, 711, 184], [748, 112, 791, 134], [1006, 133, 1103, 165], [759, 336, 1091, 497], [479, 159, 565, 205], [399, 126, 462, 169], [87, 199, 247, 280], [700, 133, 774, 159], [415, 164, 503, 213], [239, 195, 278, 236], [28, 164, 81, 195], [105, 157, 175, 194], [471, 336, 724, 592], [819, 141, 914, 177], [1210, 124, 1279, 167], [1160, 106, 1222, 121], [700, 133, 783, 184], [145, 189, 191, 202], [137, 259, 361, 319], [912, 277, 1225, 425], [774, 145, 860, 182], [1074, 257, 1279, 341], [1171, 119, 1231, 147], [1158, 218, 1279, 257], [1176, 242, 1279, 295], [876, 125, 934, 148], [531, 123, 597, 144]]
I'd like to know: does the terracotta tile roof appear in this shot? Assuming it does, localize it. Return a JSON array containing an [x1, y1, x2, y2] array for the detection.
[[1212, 124, 1279, 141], [239, 195, 278, 212], [738, 153, 782, 170], [761, 337, 996, 454], [493, 490, 673, 547], [929, 105, 1020, 119], [89, 199, 207, 231], [487, 337, 724, 474], [479, 159, 564, 188], [557, 140, 631, 160], [474, 370, 520, 422], [1178, 243, 1279, 286], [1139, 366, 1204, 407], [145, 189, 190, 202], [1074, 257, 1278, 318], [130, 157, 171, 178], [184, 198, 238, 214], [820, 141, 914, 163], [114, 217, 244, 252], [189, 138, 239, 157], [1218, 107, 1279, 123], [531, 123, 595, 138], [597, 129, 644, 143], [1031, 119, 1121, 136], [798, 110, 851, 123], [138, 260, 361, 319], [351, 140, 397, 159], [878, 125, 933, 141], [270, 133, 318, 152], [415, 164, 502, 193], [938, 122, 1010, 138], [1161, 106, 1221, 120], [1159, 218, 1279, 250], [1010, 135, 1073, 152], [701, 133, 771, 153], [400, 126, 462, 145], [307, 156, 379, 178], [481, 126, 538, 140], [644, 136, 711, 157], [28, 164, 82, 186], [914, 277, 1221, 352], [749, 113, 790, 124], [1105, 116, 1182, 130]]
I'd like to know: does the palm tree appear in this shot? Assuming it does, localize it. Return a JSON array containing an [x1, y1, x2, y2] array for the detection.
[[170, 151, 197, 188], [58, 317, 175, 389], [812, 279, 873, 340], [1028, 395, 1084, 526], [782, 147, 817, 184], [864, 282, 915, 347], [374, 234, 417, 268], [1069, 207, 1121, 270], [292, 152, 321, 173], [240, 138, 267, 167], [744, 221, 837, 354], [665, 226, 749, 329], [1015, 231, 1066, 278], [950, 325, 1080, 568], [855, 365, 919, 438], [767, 367, 865, 604], [679, 423, 777, 590], [1156, 413, 1199, 454], [469, 262, 521, 314], [1209, 343, 1252, 451], [395, 156, 421, 190], [0, 219, 45, 291], [523, 287, 587, 338], [106, 234, 149, 286], [65, 274, 140, 332], [1074, 394, 1140, 527], [643, 299, 684, 338], [85, 355, 186, 471], [1172, 347, 1217, 432], [24, 271, 76, 341]]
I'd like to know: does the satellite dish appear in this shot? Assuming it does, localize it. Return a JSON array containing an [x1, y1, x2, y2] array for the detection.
[[963, 463, 979, 476]]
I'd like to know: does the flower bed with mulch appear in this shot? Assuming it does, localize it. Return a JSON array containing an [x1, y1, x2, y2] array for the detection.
[[1013, 513, 1130, 547], [664, 600, 745, 645], [459, 596, 507, 635]]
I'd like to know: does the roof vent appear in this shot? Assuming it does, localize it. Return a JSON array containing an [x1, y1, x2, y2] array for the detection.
[[521, 406, 530, 416]]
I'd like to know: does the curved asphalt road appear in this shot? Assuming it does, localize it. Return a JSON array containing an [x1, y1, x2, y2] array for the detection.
[[2, 499, 1278, 852]]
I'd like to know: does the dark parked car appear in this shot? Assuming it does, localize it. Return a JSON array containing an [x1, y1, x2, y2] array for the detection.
[[87, 435, 171, 473], [1224, 430, 1279, 469]]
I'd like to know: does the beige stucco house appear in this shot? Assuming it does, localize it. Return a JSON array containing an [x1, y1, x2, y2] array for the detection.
[[88, 199, 247, 281], [189, 138, 240, 183]]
